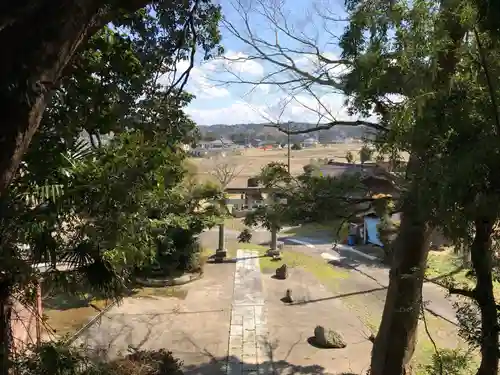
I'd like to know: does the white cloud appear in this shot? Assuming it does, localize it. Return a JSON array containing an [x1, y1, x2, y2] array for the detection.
[[186, 100, 269, 125], [159, 50, 265, 100], [186, 91, 363, 125], [218, 51, 264, 77], [167, 49, 376, 125]]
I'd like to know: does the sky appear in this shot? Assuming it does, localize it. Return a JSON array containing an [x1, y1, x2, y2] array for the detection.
[[176, 0, 357, 126]]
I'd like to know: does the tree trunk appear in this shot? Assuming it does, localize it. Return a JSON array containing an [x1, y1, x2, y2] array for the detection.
[[0, 0, 150, 196], [370, 2, 465, 373], [0, 282, 12, 375], [370, 178, 430, 375], [471, 218, 498, 375]]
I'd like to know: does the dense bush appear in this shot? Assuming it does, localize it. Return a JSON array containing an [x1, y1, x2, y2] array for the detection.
[[238, 229, 252, 243], [137, 233, 204, 277], [13, 343, 184, 375], [291, 143, 302, 150], [96, 349, 184, 375], [422, 348, 474, 375]]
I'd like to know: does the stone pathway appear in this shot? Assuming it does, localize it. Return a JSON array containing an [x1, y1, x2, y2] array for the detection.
[[227, 250, 272, 375]]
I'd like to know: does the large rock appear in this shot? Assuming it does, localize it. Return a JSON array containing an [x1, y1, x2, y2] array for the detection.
[[275, 264, 288, 280], [313, 326, 347, 348]]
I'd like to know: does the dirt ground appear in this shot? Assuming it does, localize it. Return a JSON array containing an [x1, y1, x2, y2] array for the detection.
[[190, 144, 364, 188], [262, 267, 373, 375], [75, 262, 235, 375]]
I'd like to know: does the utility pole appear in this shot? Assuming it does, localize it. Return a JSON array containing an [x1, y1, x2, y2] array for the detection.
[[287, 121, 291, 174]]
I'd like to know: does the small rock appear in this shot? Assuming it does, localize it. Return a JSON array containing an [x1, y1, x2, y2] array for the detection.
[[275, 264, 288, 279], [282, 288, 293, 303], [267, 249, 281, 257], [313, 325, 347, 348]]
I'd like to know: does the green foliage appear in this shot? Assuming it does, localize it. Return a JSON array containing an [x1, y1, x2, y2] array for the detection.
[[454, 300, 482, 350], [422, 348, 475, 375], [338, 0, 500, 369], [12, 341, 94, 375], [99, 348, 183, 375], [39, 0, 223, 148], [12, 342, 184, 375], [244, 162, 369, 231], [291, 143, 302, 150], [1, 0, 225, 303], [238, 229, 252, 243]]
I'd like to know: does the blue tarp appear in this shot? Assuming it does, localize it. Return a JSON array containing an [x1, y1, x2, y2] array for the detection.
[[364, 217, 384, 247]]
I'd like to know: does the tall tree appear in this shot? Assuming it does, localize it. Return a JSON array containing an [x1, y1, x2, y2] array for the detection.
[[0, 2, 223, 371], [0, 0, 222, 195], [220, 0, 477, 373]]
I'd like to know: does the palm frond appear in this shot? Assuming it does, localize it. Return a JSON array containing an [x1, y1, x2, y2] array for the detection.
[[24, 183, 65, 207]]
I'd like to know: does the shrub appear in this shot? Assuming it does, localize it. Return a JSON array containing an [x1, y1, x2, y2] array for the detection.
[[291, 143, 302, 150], [99, 349, 184, 375], [238, 229, 252, 243], [13, 342, 184, 375], [138, 232, 204, 277], [422, 348, 474, 375]]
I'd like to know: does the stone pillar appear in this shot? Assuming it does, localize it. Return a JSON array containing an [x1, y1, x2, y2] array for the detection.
[[270, 227, 277, 251], [215, 224, 227, 262], [267, 226, 281, 259]]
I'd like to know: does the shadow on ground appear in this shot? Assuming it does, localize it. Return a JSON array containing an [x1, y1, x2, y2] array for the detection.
[[80, 314, 366, 375], [182, 356, 359, 375], [206, 254, 267, 264]]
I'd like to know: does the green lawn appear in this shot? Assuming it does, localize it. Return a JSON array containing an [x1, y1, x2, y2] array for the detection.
[[426, 250, 465, 281], [426, 250, 500, 299]]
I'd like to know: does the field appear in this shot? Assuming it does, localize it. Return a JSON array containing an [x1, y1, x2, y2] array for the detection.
[[190, 143, 365, 188]]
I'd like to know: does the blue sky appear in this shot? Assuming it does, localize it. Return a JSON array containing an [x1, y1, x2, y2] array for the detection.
[[177, 0, 354, 125]]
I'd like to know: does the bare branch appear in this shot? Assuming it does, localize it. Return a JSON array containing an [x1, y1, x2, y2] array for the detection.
[[209, 157, 245, 188], [266, 120, 389, 134], [210, 0, 387, 132]]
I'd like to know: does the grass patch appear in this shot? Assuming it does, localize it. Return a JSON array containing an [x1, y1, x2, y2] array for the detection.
[[254, 246, 349, 282], [43, 295, 110, 336], [426, 250, 466, 281], [283, 221, 348, 241], [426, 250, 500, 299]]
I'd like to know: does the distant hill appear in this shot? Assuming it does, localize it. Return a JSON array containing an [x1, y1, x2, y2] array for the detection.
[[197, 122, 376, 144]]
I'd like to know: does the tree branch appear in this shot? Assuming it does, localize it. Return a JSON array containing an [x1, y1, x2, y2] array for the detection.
[[265, 119, 388, 135], [448, 287, 476, 299]]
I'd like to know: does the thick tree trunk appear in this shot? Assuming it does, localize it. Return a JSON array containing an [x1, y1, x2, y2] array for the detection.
[[370, 177, 430, 375], [471, 218, 498, 375], [0, 0, 150, 196], [370, 2, 465, 374]]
